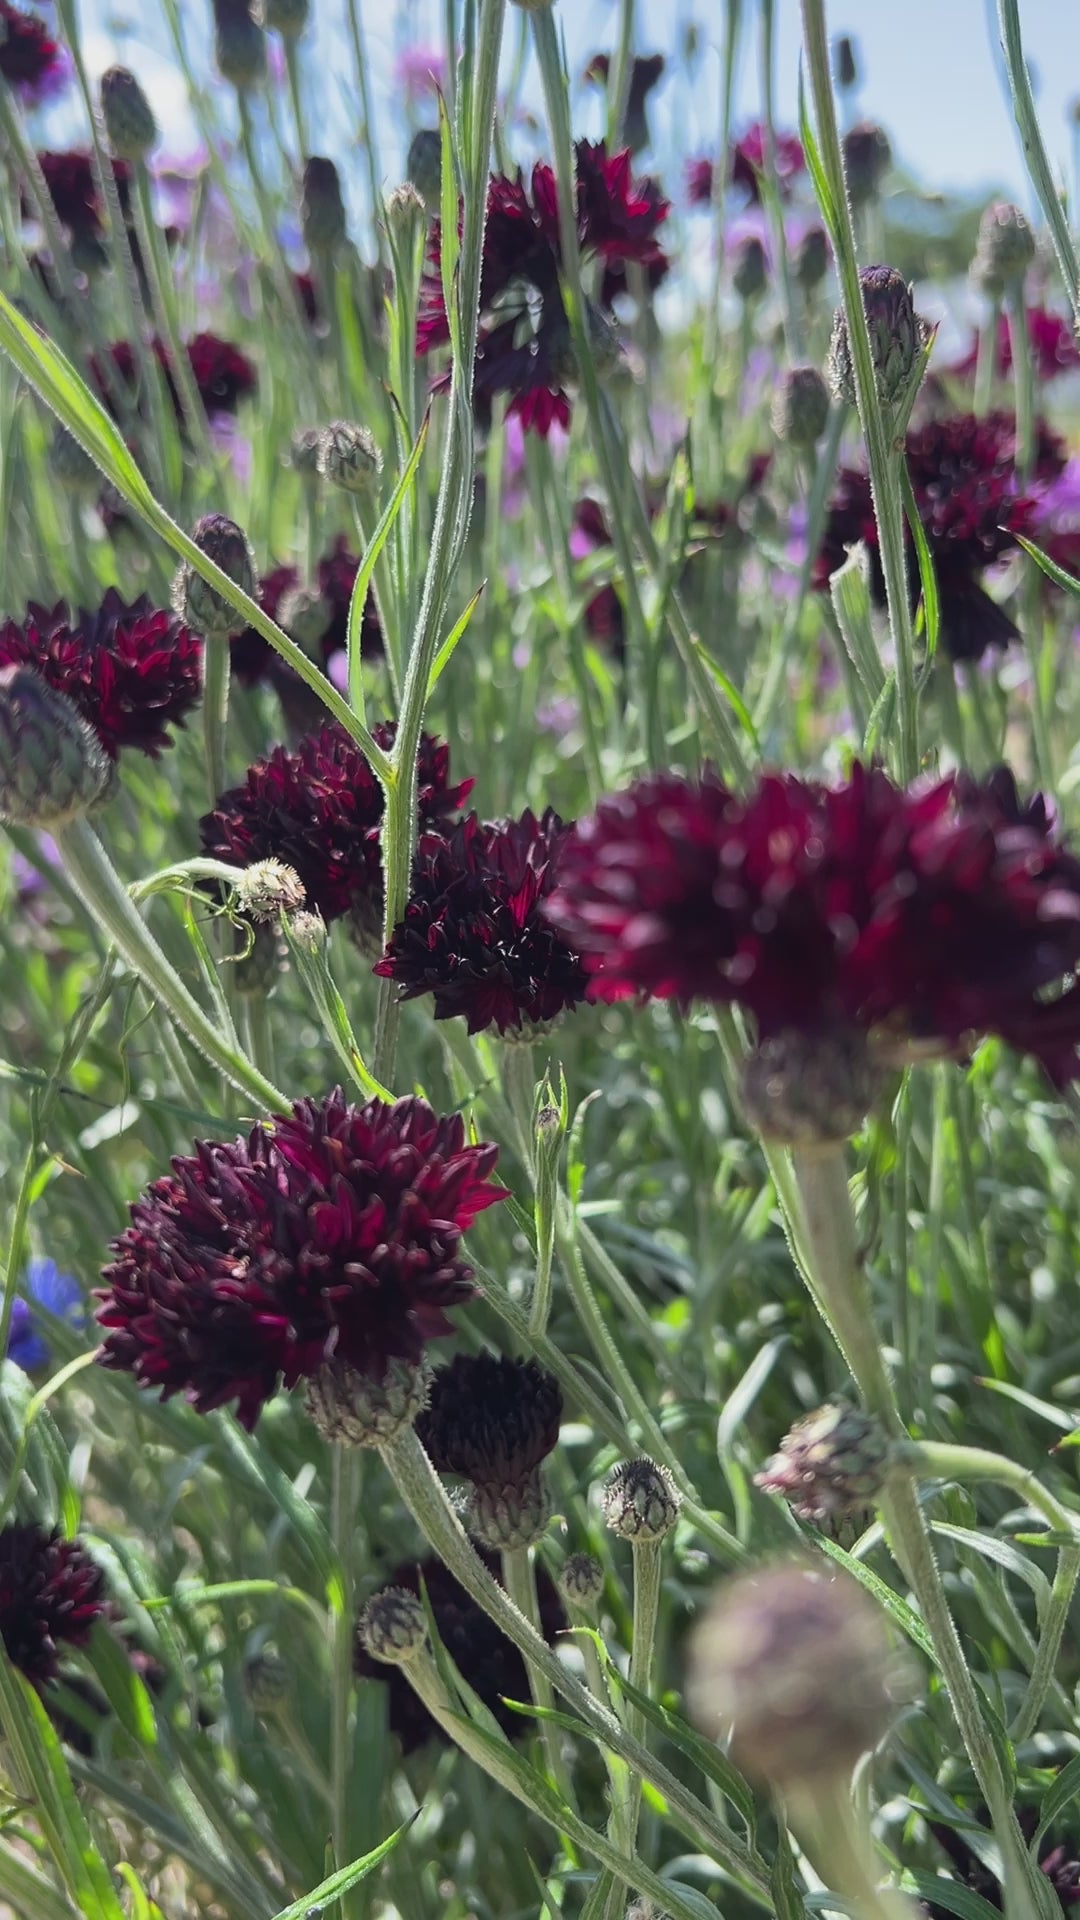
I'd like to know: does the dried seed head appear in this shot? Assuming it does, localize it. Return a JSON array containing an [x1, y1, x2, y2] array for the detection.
[[972, 201, 1037, 295], [755, 1403, 892, 1524], [172, 514, 258, 640], [686, 1559, 901, 1791], [100, 66, 158, 160], [826, 264, 927, 409], [318, 420, 383, 497], [771, 365, 830, 448], [0, 667, 113, 828], [842, 121, 891, 208], [302, 156, 348, 253], [557, 1552, 605, 1616], [741, 1025, 884, 1149], [304, 1356, 429, 1448], [602, 1458, 680, 1543], [234, 857, 305, 923], [357, 1587, 428, 1665]]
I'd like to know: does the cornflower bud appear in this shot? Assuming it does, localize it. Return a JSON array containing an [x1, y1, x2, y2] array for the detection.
[[733, 235, 767, 301], [302, 157, 348, 253], [741, 1026, 883, 1149], [0, 668, 113, 828], [602, 1459, 680, 1543], [286, 908, 328, 954], [357, 1587, 428, 1665], [213, 0, 266, 87], [557, 1552, 605, 1617], [755, 1403, 891, 1523], [771, 365, 830, 448], [834, 33, 858, 90], [100, 65, 158, 161], [826, 264, 927, 410], [386, 181, 428, 249], [305, 1355, 429, 1448], [842, 121, 891, 207], [407, 129, 442, 212], [288, 424, 324, 476], [172, 514, 258, 640], [277, 584, 331, 651], [318, 420, 383, 497], [972, 200, 1036, 295], [793, 225, 828, 296]]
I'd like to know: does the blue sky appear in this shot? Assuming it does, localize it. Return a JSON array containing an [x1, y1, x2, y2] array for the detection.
[[75, 0, 1080, 207]]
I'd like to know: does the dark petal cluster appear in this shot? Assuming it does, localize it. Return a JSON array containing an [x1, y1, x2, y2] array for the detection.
[[417, 1354, 563, 1486], [97, 331, 256, 422], [375, 807, 589, 1036], [573, 498, 626, 653], [0, 1524, 107, 1688], [814, 410, 1066, 661], [32, 149, 129, 236], [731, 122, 805, 201], [945, 307, 1080, 385], [354, 1552, 564, 1753], [418, 140, 668, 436], [230, 535, 383, 688], [200, 721, 471, 926], [97, 1091, 507, 1430], [926, 1813, 1080, 1917], [0, 3, 66, 101], [545, 762, 1080, 1084], [0, 591, 201, 759]]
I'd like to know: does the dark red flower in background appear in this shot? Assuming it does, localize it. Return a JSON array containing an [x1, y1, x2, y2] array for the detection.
[[0, 592, 201, 758], [945, 307, 1080, 386], [0, 1524, 107, 1688], [546, 762, 1080, 1085], [0, 3, 67, 102], [375, 807, 589, 1036], [230, 535, 383, 688], [418, 139, 668, 435], [583, 52, 665, 156], [572, 497, 626, 653], [31, 149, 129, 235], [418, 1354, 563, 1487], [97, 1092, 507, 1430], [688, 123, 804, 207], [354, 1552, 563, 1752], [814, 410, 1065, 661], [97, 331, 256, 421], [200, 721, 472, 928]]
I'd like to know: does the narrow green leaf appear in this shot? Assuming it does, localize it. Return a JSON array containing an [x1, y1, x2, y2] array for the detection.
[[900, 461, 940, 664], [427, 583, 485, 696], [348, 411, 431, 717], [0, 1652, 127, 1919], [902, 1871, 1006, 1920], [1032, 1751, 1080, 1853], [85, 1624, 157, 1748], [690, 643, 761, 752], [268, 1820, 413, 1920], [1016, 533, 1080, 598], [815, 1533, 935, 1659]]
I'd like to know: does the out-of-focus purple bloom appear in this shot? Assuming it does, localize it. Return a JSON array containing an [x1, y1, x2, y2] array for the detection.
[[209, 414, 253, 485], [396, 43, 448, 102], [7, 1259, 84, 1373], [11, 831, 60, 899]]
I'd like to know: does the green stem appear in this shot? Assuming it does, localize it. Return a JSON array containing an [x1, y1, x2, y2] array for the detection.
[[790, 1773, 917, 1920], [381, 1426, 769, 1897], [800, 0, 919, 782], [996, 0, 1080, 336], [131, 163, 215, 466], [344, 0, 386, 268], [284, 38, 308, 158], [54, 815, 288, 1113], [973, 297, 1000, 417], [752, 403, 845, 735], [329, 1444, 361, 1916], [501, 1545, 576, 1809], [202, 633, 230, 806], [624, 1538, 662, 1844]]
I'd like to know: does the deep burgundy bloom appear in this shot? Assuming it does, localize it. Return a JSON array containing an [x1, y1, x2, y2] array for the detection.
[[98, 331, 256, 422], [926, 1812, 1080, 1916], [546, 762, 1080, 1085], [97, 1091, 507, 1430], [686, 156, 716, 206], [417, 1354, 563, 1486], [583, 52, 665, 155], [945, 307, 1080, 385], [0, 3, 67, 102], [814, 410, 1066, 661], [572, 498, 625, 652], [230, 536, 383, 688], [732, 123, 805, 199], [0, 591, 201, 759], [418, 140, 669, 435], [0, 1524, 107, 1688], [375, 807, 589, 1036], [31, 149, 129, 235], [200, 722, 472, 928], [354, 1552, 563, 1752]]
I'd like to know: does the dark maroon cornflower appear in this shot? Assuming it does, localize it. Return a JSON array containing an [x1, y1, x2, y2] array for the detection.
[[31, 149, 127, 235], [97, 331, 256, 423], [945, 307, 1080, 385], [375, 807, 589, 1037], [814, 410, 1066, 661], [0, 1523, 107, 1689], [230, 536, 382, 689], [686, 155, 716, 206], [200, 721, 472, 928], [230, 561, 298, 686], [418, 1353, 563, 1486], [583, 52, 665, 155], [926, 1812, 1080, 1916], [354, 1552, 563, 1752], [97, 1091, 507, 1430], [0, 591, 201, 759], [293, 269, 320, 325], [545, 761, 1080, 1086], [0, 3, 67, 102], [733, 122, 805, 200], [418, 139, 668, 436], [571, 497, 625, 653]]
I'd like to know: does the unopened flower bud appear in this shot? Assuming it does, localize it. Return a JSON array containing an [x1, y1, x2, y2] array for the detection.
[[603, 1458, 680, 1543], [288, 424, 324, 476], [234, 858, 305, 923], [386, 181, 428, 249], [826, 263, 927, 409], [972, 200, 1036, 295], [834, 33, 858, 90], [686, 1560, 901, 1791], [305, 1356, 429, 1447], [277, 584, 331, 652], [464, 1473, 552, 1552], [318, 420, 383, 497], [842, 121, 891, 208], [407, 129, 442, 213], [756, 1403, 891, 1523], [302, 157, 348, 253], [48, 426, 99, 498], [557, 1552, 605, 1616], [0, 668, 113, 828], [100, 65, 158, 160], [733, 235, 767, 301], [173, 514, 258, 640], [213, 0, 266, 87], [286, 908, 328, 954], [793, 225, 828, 296], [257, 0, 309, 35], [741, 1025, 883, 1149], [244, 1651, 290, 1714], [771, 365, 829, 448], [357, 1587, 427, 1665]]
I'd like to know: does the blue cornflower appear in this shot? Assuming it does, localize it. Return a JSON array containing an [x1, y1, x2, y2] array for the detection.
[[7, 1260, 84, 1373]]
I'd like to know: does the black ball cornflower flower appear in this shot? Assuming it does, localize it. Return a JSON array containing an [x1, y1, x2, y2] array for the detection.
[[0, 1523, 107, 1689], [418, 1354, 563, 1551]]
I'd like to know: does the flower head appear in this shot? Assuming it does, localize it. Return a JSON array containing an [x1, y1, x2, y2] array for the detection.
[[756, 1403, 891, 1524], [7, 1258, 84, 1374], [815, 410, 1066, 661], [0, 3, 68, 103], [731, 122, 805, 202], [945, 307, 1080, 385], [97, 1091, 507, 1430], [200, 721, 471, 928], [375, 807, 589, 1037], [34, 149, 128, 236], [418, 140, 668, 435], [0, 592, 201, 759], [98, 332, 257, 422], [353, 1552, 563, 1752], [0, 1524, 107, 1688], [546, 761, 1080, 1085], [418, 1354, 563, 1486]]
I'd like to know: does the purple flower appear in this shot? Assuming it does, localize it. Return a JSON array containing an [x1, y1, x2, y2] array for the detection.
[[8, 1259, 84, 1373]]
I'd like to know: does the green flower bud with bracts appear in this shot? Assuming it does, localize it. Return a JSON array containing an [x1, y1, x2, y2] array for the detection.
[[305, 1355, 430, 1448], [842, 121, 891, 208], [0, 668, 113, 829], [826, 264, 928, 410], [317, 420, 383, 497], [733, 235, 767, 301], [602, 1458, 680, 1542], [741, 1025, 884, 1149], [302, 157, 348, 253], [755, 1403, 892, 1523], [233, 858, 305, 924], [212, 0, 265, 88], [172, 514, 258, 640], [257, 0, 309, 35], [972, 200, 1036, 296], [771, 366, 830, 448], [357, 1588, 428, 1665], [100, 65, 158, 160], [557, 1553, 605, 1616]]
